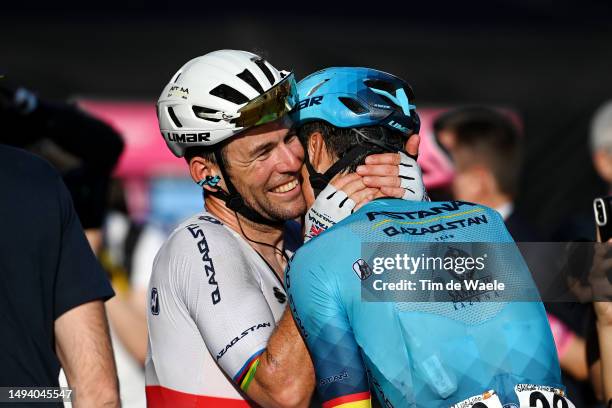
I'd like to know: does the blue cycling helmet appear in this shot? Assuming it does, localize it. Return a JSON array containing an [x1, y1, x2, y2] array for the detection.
[[292, 67, 421, 196], [292, 67, 420, 136]]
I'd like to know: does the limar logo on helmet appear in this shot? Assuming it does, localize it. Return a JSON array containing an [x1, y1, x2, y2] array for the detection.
[[295, 96, 324, 111], [388, 120, 410, 133], [164, 132, 211, 143]]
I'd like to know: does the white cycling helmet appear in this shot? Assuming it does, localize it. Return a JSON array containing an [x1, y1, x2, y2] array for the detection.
[[158, 49, 297, 157]]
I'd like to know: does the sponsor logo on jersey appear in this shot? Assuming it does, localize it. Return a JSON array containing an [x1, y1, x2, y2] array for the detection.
[[306, 208, 333, 238], [187, 224, 221, 305], [447, 274, 501, 309], [288, 294, 308, 338], [217, 322, 272, 360], [366, 201, 478, 222], [319, 369, 349, 386], [198, 215, 222, 225], [273, 286, 286, 304], [451, 390, 500, 408], [285, 265, 308, 337], [366, 367, 394, 408], [309, 224, 325, 238], [352, 259, 373, 280], [444, 247, 477, 280], [382, 214, 488, 237], [164, 132, 211, 143], [150, 287, 160, 315]]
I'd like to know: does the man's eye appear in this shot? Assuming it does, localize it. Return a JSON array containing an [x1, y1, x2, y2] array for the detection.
[[257, 148, 272, 160]]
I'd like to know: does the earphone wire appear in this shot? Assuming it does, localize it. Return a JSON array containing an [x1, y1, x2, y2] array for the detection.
[[235, 211, 290, 263]]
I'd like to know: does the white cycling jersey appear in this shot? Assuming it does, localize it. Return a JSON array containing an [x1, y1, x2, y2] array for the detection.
[[145, 211, 300, 407]]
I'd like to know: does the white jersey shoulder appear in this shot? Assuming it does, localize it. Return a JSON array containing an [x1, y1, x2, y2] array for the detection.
[[146, 211, 288, 403]]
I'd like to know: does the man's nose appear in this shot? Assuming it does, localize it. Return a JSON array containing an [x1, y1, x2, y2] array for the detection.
[[275, 142, 304, 173]]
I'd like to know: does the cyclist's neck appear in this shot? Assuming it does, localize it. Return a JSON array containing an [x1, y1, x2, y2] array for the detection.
[[205, 196, 287, 275]]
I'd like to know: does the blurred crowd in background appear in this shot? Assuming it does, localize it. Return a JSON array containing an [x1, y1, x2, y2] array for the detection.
[[2, 2, 612, 406], [3, 76, 612, 408]]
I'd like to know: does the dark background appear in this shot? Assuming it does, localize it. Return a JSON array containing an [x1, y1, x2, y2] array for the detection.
[[2, 0, 612, 237]]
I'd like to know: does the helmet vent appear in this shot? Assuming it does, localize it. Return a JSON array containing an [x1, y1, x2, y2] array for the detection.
[[364, 79, 396, 94], [193, 106, 221, 122], [173, 73, 182, 83], [167, 106, 183, 128], [237, 69, 264, 94], [252, 58, 275, 86], [307, 79, 329, 97], [210, 84, 249, 105], [364, 79, 403, 110], [339, 97, 369, 114]]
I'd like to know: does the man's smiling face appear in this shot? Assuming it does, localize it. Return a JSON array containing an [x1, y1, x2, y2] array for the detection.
[[223, 118, 307, 222]]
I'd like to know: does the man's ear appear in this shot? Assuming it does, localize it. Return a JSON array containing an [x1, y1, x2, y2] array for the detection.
[[308, 131, 335, 173], [404, 134, 421, 158], [189, 156, 223, 193], [308, 131, 324, 170]]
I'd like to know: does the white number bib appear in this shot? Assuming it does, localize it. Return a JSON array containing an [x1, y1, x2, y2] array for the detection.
[[451, 390, 503, 408], [514, 384, 575, 408], [450, 385, 575, 408]]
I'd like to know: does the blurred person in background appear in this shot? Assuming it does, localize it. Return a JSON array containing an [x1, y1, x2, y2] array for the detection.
[[101, 180, 167, 407], [0, 82, 124, 253], [0, 81, 160, 406], [433, 106, 594, 406], [0, 144, 119, 407], [592, 298, 612, 406], [433, 107, 530, 240], [591, 101, 612, 200], [586, 100, 612, 405], [146, 50, 421, 407], [585, 239, 612, 406]]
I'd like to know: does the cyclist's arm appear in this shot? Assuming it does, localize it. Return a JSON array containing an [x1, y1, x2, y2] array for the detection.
[[247, 308, 316, 408], [285, 257, 372, 408], [173, 221, 312, 407]]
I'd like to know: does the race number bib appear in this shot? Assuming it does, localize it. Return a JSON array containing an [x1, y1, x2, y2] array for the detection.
[[449, 386, 575, 408], [514, 384, 575, 408], [451, 390, 503, 408]]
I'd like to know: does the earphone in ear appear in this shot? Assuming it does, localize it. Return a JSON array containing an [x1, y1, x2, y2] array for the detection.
[[197, 175, 221, 188]]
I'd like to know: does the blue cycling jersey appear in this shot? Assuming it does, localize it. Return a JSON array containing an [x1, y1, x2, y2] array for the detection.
[[286, 199, 564, 408]]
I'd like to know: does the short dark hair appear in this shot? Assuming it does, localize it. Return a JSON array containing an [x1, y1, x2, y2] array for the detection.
[[297, 121, 405, 173], [434, 106, 521, 197], [183, 143, 230, 169]]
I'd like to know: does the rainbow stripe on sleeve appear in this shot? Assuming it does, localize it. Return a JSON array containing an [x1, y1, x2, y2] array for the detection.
[[322, 391, 372, 408], [234, 349, 265, 392]]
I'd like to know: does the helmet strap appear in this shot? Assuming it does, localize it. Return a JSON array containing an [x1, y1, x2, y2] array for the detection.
[[353, 127, 415, 159], [304, 144, 368, 198], [208, 149, 284, 227]]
